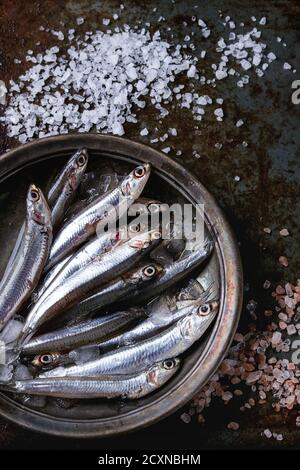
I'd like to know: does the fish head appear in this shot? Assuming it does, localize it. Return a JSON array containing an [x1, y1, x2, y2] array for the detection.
[[179, 300, 219, 341], [121, 163, 151, 200], [27, 185, 52, 228], [147, 358, 180, 387], [68, 148, 89, 190]]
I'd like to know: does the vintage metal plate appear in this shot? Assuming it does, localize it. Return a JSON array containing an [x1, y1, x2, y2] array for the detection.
[[0, 134, 243, 437]]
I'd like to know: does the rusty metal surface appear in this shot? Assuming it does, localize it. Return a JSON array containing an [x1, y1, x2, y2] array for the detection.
[[0, 0, 299, 449]]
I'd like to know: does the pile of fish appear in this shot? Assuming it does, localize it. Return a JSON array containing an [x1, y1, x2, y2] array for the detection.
[[0, 149, 218, 403]]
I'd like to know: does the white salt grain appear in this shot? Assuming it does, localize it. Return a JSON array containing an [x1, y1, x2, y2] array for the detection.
[[140, 127, 149, 136], [263, 429, 272, 438]]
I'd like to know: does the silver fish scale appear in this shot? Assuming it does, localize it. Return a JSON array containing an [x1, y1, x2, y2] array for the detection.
[[33, 255, 72, 302]]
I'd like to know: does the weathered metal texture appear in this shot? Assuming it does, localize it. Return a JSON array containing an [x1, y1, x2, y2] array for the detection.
[[0, 0, 299, 450], [0, 133, 243, 437]]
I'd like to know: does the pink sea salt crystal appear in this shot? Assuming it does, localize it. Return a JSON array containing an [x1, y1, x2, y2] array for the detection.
[[279, 256, 289, 267], [246, 370, 262, 384], [271, 332, 282, 345], [227, 422, 239, 430], [287, 324, 297, 335]]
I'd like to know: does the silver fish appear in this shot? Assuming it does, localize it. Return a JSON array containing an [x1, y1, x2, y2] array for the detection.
[[20, 228, 161, 343], [53, 261, 164, 326], [97, 296, 210, 352], [46, 163, 151, 270], [4, 359, 180, 399], [0, 149, 87, 285], [41, 301, 218, 378], [0, 186, 52, 332], [21, 308, 144, 355]]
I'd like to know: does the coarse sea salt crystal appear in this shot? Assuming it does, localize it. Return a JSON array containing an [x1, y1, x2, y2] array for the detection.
[[240, 59, 252, 70], [214, 108, 224, 118], [140, 127, 148, 136], [283, 62, 291, 70], [268, 52, 276, 62], [112, 122, 124, 136], [103, 18, 110, 26], [236, 119, 244, 127], [187, 65, 197, 78], [216, 69, 228, 80], [162, 146, 171, 154]]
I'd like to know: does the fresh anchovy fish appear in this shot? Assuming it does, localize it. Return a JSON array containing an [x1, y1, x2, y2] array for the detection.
[[53, 261, 164, 327], [47, 148, 88, 208], [46, 163, 151, 270], [0, 186, 52, 332], [41, 301, 218, 378], [128, 239, 214, 305], [31, 255, 72, 303], [32, 229, 120, 307], [20, 228, 161, 344], [21, 309, 144, 355], [49, 148, 88, 229], [0, 150, 87, 285], [97, 296, 209, 352], [5, 359, 180, 399]]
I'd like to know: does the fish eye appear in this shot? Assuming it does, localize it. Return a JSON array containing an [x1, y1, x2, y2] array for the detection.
[[153, 231, 161, 240], [143, 265, 156, 278], [30, 188, 40, 202], [40, 354, 53, 364], [134, 166, 146, 178], [77, 154, 86, 167], [198, 304, 211, 316], [163, 359, 176, 370]]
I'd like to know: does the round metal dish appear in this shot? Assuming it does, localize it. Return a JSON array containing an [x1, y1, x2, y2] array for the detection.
[[0, 134, 243, 438]]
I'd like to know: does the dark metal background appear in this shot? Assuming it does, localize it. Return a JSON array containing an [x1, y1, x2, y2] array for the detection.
[[0, 0, 299, 449]]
